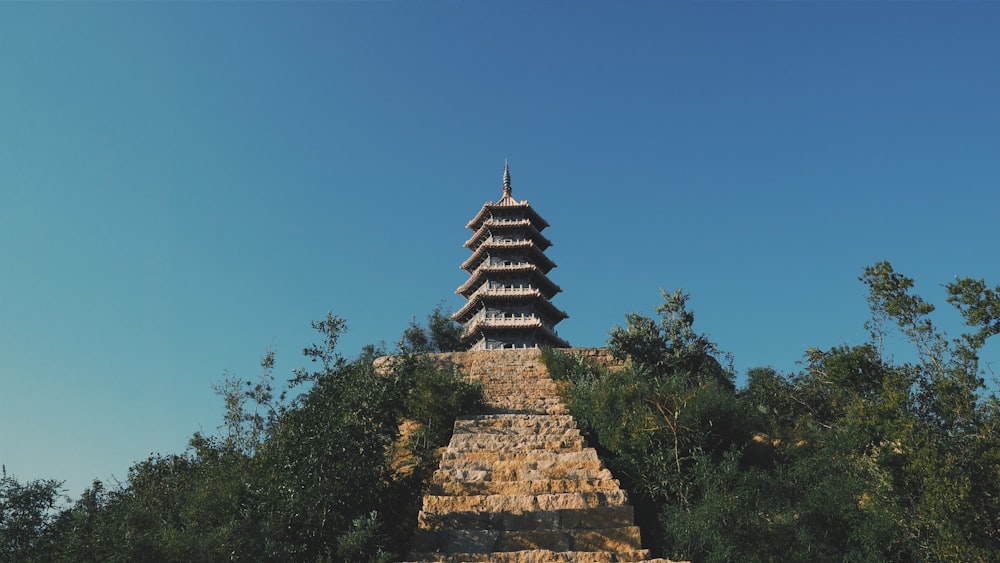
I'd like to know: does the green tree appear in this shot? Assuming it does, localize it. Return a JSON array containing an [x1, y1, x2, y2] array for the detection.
[[545, 289, 745, 559], [0, 468, 64, 561], [858, 261, 1000, 560], [400, 302, 463, 353], [547, 270, 1000, 562], [608, 289, 733, 390], [36, 309, 481, 562], [254, 313, 481, 560]]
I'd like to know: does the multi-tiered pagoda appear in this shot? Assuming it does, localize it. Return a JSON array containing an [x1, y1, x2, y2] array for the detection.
[[452, 162, 569, 350]]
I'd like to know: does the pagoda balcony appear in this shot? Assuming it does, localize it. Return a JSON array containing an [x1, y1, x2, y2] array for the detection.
[[456, 262, 562, 296], [452, 284, 542, 320], [460, 311, 567, 346], [463, 218, 552, 250], [460, 311, 556, 338], [466, 337, 566, 351], [463, 283, 542, 302], [452, 283, 568, 322], [465, 201, 549, 232], [460, 239, 556, 272]]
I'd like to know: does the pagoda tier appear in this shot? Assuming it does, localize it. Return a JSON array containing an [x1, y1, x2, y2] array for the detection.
[[460, 239, 556, 274], [464, 218, 552, 251], [456, 263, 561, 298], [465, 197, 549, 232], [452, 162, 569, 350], [452, 285, 569, 324]]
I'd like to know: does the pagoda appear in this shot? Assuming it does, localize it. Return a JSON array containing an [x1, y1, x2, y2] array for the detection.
[[452, 162, 569, 350]]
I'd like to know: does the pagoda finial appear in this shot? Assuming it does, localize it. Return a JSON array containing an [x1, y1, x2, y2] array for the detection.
[[502, 159, 512, 197]]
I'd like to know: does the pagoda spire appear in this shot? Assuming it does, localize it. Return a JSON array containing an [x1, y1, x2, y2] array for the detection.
[[502, 159, 512, 197]]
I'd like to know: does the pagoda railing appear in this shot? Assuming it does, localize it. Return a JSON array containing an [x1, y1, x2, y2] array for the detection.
[[461, 238, 554, 271], [463, 310, 556, 328], [452, 284, 544, 320], [462, 218, 528, 243], [479, 261, 532, 271], [462, 284, 540, 302], [481, 284, 539, 295], [460, 310, 563, 342], [462, 315, 549, 339], [456, 262, 543, 294]]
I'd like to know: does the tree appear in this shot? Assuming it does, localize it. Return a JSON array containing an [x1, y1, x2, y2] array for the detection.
[[858, 261, 1000, 560], [608, 289, 733, 390], [545, 289, 745, 559], [400, 302, 464, 353], [547, 269, 1000, 562], [0, 468, 64, 561], [254, 313, 481, 560], [31, 309, 481, 562]]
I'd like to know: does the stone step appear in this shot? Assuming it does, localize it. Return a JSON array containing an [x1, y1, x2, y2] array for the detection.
[[482, 387, 557, 390], [422, 491, 629, 513], [440, 449, 598, 463], [447, 436, 582, 450], [436, 457, 604, 474], [434, 462, 610, 483], [478, 378, 559, 385], [417, 505, 636, 531], [448, 428, 579, 440], [406, 350, 666, 563], [447, 437, 586, 453], [449, 427, 581, 439], [478, 382, 554, 386], [484, 400, 566, 410], [411, 526, 643, 555], [478, 381, 559, 388], [456, 414, 576, 427], [406, 548, 653, 562], [450, 429, 582, 445], [481, 395, 564, 403], [485, 406, 569, 416], [430, 477, 621, 497]]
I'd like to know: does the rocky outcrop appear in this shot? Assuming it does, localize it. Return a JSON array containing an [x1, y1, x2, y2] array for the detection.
[[406, 348, 676, 563]]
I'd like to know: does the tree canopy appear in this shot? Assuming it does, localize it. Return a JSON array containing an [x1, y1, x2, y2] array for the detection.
[[3, 264, 998, 561], [3, 311, 481, 562], [543, 262, 1000, 562]]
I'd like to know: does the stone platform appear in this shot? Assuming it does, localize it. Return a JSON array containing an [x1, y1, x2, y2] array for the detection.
[[406, 349, 674, 563]]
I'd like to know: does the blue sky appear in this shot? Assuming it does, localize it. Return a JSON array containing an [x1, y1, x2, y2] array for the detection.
[[2, 2, 998, 500]]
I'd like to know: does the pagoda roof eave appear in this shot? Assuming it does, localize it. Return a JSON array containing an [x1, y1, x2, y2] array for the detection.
[[463, 219, 552, 250], [460, 240, 556, 272], [459, 322, 570, 348], [452, 287, 569, 323], [456, 263, 562, 297], [465, 200, 550, 231]]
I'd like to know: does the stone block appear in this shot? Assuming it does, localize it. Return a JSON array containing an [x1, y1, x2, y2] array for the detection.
[[411, 528, 442, 552], [558, 506, 634, 529], [444, 529, 499, 554], [569, 526, 643, 552], [418, 509, 494, 530], [499, 509, 560, 530], [496, 529, 571, 552]]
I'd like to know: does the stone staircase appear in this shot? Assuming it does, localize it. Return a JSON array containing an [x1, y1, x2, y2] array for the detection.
[[407, 349, 671, 563]]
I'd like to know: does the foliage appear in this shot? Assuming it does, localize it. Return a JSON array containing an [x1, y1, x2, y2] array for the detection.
[[0, 467, 64, 561], [549, 267, 1000, 562], [400, 302, 463, 353], [27, 310, 481, 562], [544, 291, 745, 557], [17, 264, 1000, 561], [608, 289, 734, 390]]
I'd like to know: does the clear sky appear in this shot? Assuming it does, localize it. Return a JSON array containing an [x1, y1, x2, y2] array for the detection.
[[2, 2, 998, 500]]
